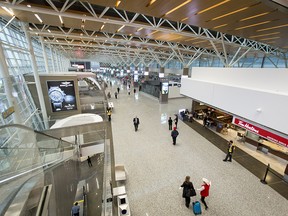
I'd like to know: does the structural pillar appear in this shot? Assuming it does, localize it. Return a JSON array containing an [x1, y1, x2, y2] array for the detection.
[[0, 42, 22, 124], [144, 66, 149, 81], [49, 44, 56, 73], [183, 67, 189, 77], [22, 23, 49, 129], [55, 52, 61, 72], [39, 36, 50, 73]]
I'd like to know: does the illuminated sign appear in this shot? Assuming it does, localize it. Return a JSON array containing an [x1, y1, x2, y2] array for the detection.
[[47, 80, 77, 112], [233, 117, 288, 147], [161, 82, 169, 94], [2, 106, 15, 119]]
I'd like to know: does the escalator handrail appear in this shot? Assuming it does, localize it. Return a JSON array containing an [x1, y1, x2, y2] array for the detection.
[[0, 123, 77, 146]]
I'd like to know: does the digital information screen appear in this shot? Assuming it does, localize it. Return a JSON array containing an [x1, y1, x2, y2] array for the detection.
[[47, 80, 77, 112], [161, 82, 169, 94]]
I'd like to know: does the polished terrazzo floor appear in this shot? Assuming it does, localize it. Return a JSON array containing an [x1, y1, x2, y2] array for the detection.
[[108, 83, 288, 216]]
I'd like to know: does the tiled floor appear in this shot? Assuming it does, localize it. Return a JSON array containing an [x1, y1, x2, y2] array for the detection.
[[109, 82, 288, 216]]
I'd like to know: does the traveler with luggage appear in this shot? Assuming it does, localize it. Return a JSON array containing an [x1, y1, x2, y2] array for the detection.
[[180, 176, 196, 208]]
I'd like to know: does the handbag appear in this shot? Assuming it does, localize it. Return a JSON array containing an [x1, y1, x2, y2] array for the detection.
[[189, 188, 196, 197]]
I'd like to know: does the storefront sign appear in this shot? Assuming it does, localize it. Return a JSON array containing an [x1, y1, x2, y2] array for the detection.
[[2, 106, 15, 119], [161, 82, 169, 94], [233, 117, 288, 147]]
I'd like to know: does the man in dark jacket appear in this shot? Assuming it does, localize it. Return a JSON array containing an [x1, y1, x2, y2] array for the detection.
[[168, 117, 173, 130], [171, 127, 179, 145], [133, 116, 140, 131]]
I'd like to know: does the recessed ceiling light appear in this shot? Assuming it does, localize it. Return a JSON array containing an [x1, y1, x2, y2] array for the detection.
[[100, 24, 105, 31], [146, 0, 157, 7], [27, 5, 31, 8], [1, 6, 14, 16], [249, 32, 280, 38], [164, 0, 192, 16], [115, 0, 121, 7], [213, 24, 228, 29], [211, 7, 248, 21], [256, 24, 288, 32], [137, 27, 143, 32], [240, 12, 271, 21], [235, 21, 271, 30], [196, 0, 230, 15], [34, 14, 43, 23], [117, 25, 125, 32], [59, 15, 63, 24]]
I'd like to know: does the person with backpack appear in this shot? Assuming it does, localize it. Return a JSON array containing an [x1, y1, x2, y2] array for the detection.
[[171, 127, 179, 145]]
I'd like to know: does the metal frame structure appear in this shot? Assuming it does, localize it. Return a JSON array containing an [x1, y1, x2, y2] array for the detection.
[[0, 0, 287, 68]]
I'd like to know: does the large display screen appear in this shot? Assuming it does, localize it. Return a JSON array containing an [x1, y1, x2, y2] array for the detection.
[[161, 82, 169, 94], [47, 80, 77, 112]]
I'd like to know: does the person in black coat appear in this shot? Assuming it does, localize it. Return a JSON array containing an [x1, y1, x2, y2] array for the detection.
[[133, 116, 140, 131], [180, 176, 196, 208], [168, 117, 173, 130]]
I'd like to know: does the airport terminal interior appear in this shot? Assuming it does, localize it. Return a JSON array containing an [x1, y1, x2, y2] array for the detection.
[[0, 0, 288, 216]]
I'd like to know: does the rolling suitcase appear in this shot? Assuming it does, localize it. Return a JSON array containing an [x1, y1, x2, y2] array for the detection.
[[192, 201, 202, 215]]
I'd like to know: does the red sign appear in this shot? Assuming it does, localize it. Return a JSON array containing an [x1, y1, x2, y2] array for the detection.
[[233, 118, 288, 147]]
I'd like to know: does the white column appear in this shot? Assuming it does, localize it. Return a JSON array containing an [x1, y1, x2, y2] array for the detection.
[[22, 23, 49, 129], [55, 52, 61, 72], [49, 44, 56, 73], [39, 36, 50, 73], [0, 42, 22, 124]]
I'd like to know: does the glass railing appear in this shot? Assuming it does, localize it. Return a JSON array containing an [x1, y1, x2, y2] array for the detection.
[[0, 124, 76, 215]]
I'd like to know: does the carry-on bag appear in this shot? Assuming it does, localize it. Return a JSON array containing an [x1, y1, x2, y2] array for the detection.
[[192, 201, 202, 215]]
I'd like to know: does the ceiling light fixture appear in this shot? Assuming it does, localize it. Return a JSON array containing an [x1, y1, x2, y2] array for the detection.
[[193, 40, 206, 44], [115, 0, 121, 7], [117, 25, 125, 32], [184, 37, 197, 42], [249, 32, 280, 38], [240, 12, 271, 21], [137, 27, 143, 32], [1, 6, 14, 16], [100, 24, 105, 31], [211, 7, 248, 21], [213, 24, 228, 29], [180, 17, 188, 22], [147, 30, 159, 36], [164, 0, 192, 16], [235, 21, 271, 30], [196, 0, 230, 15], [256, 24, 288, 32], [260, 36, 280, 41], [29, 27, 33, 31], [48, 29, 51, 33], [27, 5, 31, 8], [59, 15, 63, 24], [146, 0, 157, 7], [34, 14, 43, 23]]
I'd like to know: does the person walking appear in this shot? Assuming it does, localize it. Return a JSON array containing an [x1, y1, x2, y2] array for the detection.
[[87, 156, 92, 167], [174, 115, 178, 128], [128, 88, 131, 95], [133, 88, 136, 94], [203, 114, 208, 127], [71, 202, 80, 216], [197, 178, 211, 210], [107, 92, 111, 99], [117, 87, 120, 94], [114, 92, 118, 99], [107, 109, 112, 121], [223, 140, 236, 162], [180, 176, 196, 208], [171, 127, 179, 145], [133, 116, 140, 131], [168, 117, 173, 130]]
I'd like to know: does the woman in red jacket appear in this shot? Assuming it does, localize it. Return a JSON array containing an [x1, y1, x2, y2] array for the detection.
[[197, 178, 211, 210]]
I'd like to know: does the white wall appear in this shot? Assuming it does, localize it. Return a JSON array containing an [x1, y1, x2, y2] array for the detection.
[[180, 67, 288, 135], [168, 82, 184, 99]]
